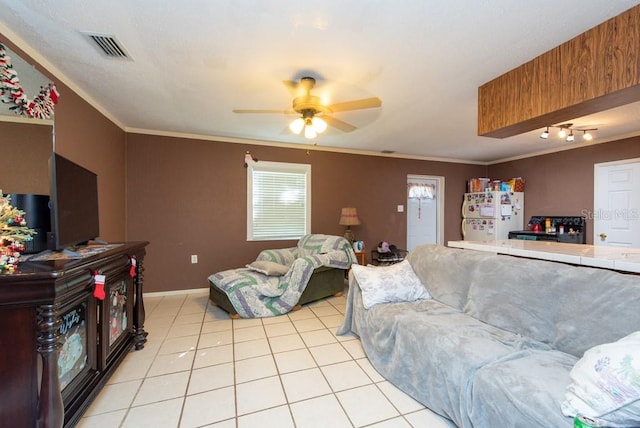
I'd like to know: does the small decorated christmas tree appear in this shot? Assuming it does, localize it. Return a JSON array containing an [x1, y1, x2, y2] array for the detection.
[[0, 191, 36, 272]]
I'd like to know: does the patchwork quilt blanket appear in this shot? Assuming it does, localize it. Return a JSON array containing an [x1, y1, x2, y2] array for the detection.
[[209, 234, 355, 317]]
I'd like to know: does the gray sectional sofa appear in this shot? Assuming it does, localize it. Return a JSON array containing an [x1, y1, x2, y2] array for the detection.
[[338, 244, 640, 427]]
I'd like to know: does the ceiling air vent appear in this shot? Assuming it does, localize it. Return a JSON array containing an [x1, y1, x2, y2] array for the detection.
[[82, 32, 131, 59]]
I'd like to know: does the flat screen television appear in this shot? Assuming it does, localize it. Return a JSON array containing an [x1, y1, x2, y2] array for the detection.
[[48, 153, 100, 251]]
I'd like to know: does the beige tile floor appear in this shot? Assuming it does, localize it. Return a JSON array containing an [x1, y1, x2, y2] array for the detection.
[[78, 287, 452, 428]]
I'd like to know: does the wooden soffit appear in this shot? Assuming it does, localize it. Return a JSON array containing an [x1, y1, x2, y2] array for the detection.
[[478, 5, 640, 138]]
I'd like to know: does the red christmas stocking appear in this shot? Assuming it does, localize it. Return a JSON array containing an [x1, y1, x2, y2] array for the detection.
[[94, 274, 106, 300], [129, 257, 137, 278]]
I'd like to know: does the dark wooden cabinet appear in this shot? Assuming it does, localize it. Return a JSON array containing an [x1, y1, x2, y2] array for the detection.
[[0, 242, 148, 428]]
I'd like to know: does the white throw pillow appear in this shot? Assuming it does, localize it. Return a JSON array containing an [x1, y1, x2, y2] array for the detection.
[[561, 331, 640, 427], [351, 260, 431, 309], [246, 260, 290, 276]]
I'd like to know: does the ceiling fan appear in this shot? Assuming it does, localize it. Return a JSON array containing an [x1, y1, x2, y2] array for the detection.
[[232, 76, 382, 139]]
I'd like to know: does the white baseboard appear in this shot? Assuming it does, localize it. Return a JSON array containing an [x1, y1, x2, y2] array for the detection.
[[143, 287, 209, 298]]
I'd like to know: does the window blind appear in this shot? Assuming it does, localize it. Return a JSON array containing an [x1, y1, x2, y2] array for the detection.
[[247, 162, 310, 240]]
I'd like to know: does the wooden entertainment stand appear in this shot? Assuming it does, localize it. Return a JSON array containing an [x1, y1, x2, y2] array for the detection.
[[0, 241, 149, 428]]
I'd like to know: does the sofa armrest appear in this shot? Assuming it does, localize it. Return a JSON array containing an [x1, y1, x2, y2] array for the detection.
[[256, 247, 298, 266]]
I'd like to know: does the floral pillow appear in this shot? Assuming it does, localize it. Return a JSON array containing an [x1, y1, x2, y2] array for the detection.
[[351, 260, 431, 309], [561, 331, 640, 427], [246, 260, 290, 276]]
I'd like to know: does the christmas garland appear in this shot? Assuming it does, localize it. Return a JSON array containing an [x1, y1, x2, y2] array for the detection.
[[0, 41, 59, 119]]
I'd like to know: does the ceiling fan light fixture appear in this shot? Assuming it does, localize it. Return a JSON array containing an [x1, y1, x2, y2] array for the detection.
[[234, 76, 382, 139], [304, 124, 317, 139], [289, 117, 305, 134], [311, 116, 327, 133]]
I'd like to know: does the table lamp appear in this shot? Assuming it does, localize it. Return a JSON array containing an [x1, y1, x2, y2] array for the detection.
[[339, 207, 361, 243]]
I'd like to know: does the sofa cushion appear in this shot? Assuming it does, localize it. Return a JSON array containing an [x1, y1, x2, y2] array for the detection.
[[552, 268, 640, 357], [561, 331, 640, 427], [351, 260, 431, 309], [469, 350, 577, 427], [464, 254, 565, 345], [456, 247, 640, 358], [246, 260, 289, 276], [406, 244, 494, 311]]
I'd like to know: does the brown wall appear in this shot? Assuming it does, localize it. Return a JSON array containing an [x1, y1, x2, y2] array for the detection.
[[0, 121, 51, 195], [53, 80, 127, 242], [489, 136, 640, 244], [126, 133, 485, 292], [1, 34, 127, 242]]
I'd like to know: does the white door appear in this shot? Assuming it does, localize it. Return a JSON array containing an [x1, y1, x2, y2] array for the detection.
[[407, 175, 444, 251], [594, 159, 640, 247]]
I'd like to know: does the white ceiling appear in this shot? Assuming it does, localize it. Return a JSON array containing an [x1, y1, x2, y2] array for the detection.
[[1, 0, 639, 164]]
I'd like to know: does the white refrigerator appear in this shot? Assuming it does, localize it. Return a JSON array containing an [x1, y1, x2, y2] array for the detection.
[[462, 191, 524, 241]]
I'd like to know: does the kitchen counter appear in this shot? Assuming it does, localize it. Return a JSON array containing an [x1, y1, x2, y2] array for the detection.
[[447, 239, 640, 273]]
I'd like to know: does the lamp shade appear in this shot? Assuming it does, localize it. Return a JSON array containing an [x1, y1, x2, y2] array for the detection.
[[311, 116, 327, 133], [304, 125, 317, 139], [339, 207, 361, 226], [289, 117, 305, 134]]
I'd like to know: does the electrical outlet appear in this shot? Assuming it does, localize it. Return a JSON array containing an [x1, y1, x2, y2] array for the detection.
[[191, 254, 198, 264]]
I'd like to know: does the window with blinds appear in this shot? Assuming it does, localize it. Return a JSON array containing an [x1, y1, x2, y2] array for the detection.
[[247, 160, 311, 240]]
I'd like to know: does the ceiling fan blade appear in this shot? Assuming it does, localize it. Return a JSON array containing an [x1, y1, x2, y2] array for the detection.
[[232, 109, 293, 114], [323, 115, 357, 133], [282, 80, 300, 96], [328, 97, 382, 113]]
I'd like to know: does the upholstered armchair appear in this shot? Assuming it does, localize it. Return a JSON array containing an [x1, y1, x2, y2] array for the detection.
[[208, 234, 356, 318]]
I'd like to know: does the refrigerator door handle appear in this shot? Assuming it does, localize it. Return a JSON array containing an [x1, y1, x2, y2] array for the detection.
[[461, 219, 466, 238]]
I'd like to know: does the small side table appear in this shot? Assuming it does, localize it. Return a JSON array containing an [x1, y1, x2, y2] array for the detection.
[[354, 251, 366, 265]]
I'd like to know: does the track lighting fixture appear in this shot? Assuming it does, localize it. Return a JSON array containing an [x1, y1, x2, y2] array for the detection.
[[539, 123, 598, 142]]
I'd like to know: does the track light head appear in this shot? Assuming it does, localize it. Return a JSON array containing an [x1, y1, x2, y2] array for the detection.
[[566, 132, 574, 142], [540, 127, 549, 139]]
